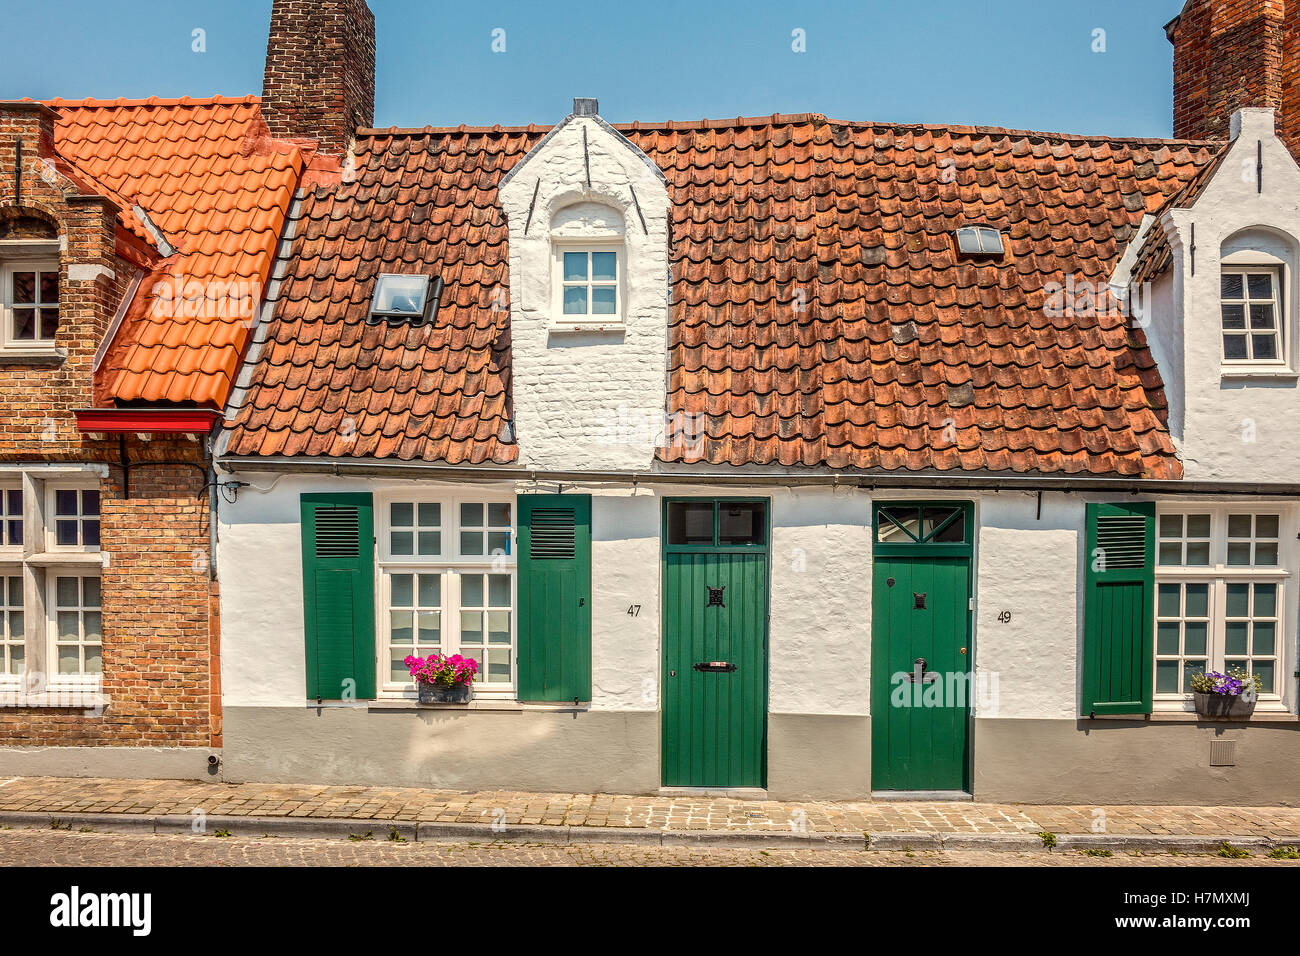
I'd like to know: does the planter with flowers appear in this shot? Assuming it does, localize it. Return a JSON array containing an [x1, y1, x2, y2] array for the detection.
[[405, 653, 479, 704], [1190, 667, 1262, 719]]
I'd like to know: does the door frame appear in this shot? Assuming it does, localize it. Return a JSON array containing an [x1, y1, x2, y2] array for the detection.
[[870, 499, 977, 794], [660, 496, 772, 789]]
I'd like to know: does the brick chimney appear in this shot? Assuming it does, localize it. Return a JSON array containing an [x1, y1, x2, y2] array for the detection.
[[261, 0, 375, 155], [1167, 0, 1299, 155]]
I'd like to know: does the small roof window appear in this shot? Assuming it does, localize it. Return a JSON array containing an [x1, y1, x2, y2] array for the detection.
[[955, 226, 1004, 257], [369, 274, 440, 323]]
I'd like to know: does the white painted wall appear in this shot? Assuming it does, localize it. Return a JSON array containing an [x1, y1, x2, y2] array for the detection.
[[499, 113, 671, 472], [973, 493, 1084, 720], [1147, 108, 1300, 481]]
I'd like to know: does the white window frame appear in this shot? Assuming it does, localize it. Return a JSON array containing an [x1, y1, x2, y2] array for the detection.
[[376, 492, 517, 698], [0, 571, 23, 679], [1, 258, 61, 353], [0, 483, 21, 556], [552, 241, 624, 329], [46, 569, 102, 685], [45, 483, 101, 553], [1220, 264, 1285, 366], [1155, 505, 1292, 711]]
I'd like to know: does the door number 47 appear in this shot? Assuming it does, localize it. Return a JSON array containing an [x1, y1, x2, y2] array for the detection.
[[627, 605, 642, 617]]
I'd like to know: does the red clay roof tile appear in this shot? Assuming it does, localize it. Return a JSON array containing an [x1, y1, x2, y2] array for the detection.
[[224, 115, 1225, 476]]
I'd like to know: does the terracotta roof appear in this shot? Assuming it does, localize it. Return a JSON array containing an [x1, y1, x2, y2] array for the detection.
[[224, 115, 1225, 476], [48, 96, 305, 406], [1130, 146, 1227, 286]]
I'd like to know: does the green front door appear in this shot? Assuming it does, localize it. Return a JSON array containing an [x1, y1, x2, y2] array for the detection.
[[662, 499, 769, 788], [870, 503, 974, 792]]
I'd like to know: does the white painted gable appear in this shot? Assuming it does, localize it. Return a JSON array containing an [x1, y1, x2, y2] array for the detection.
[[1142, 108, 1300, 482], [499, 103, 671, 471]]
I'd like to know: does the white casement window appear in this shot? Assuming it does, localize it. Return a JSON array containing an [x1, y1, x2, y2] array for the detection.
[[1155, 508, 1289, 704], [378, 495, 515, 696], [1221, 266, 1283, 363], [49, 487, 100, 549], [0, 574, 23, 677], [1, 260, 60, 351], [557, 248, 620, 323], [0, 475, 104, 695], [50, 572, 101, 678]]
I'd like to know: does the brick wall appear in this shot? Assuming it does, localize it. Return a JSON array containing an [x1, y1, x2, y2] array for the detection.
[[0, 102, 217, 750], [261, 0, 375, 154], [1170, 0, 1300, 157]]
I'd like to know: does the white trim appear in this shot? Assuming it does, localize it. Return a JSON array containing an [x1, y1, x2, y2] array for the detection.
[[0, 259, 61, 354], [1220, 263, 1288, 368], [550, 240, 625, 331]]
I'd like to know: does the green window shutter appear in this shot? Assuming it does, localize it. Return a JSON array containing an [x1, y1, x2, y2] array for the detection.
[[300, 493, 376, 701], [516, 494, 592, 702], [1082, 501, 1155, 716]]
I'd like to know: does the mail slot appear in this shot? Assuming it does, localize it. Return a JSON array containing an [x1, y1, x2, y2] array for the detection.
[[693, 661, 737, 673]]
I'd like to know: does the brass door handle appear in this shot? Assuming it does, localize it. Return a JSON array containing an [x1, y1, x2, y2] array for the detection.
[[960, 647, 968, 654]]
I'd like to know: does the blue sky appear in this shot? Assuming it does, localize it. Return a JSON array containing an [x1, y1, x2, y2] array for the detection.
[[3, 0, 1189, 136]]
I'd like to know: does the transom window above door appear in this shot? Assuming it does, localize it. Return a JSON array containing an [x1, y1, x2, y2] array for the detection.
[[665, 499, 767, 548], [875, 504, 968, 545], [1221, 267, 1283, 363]]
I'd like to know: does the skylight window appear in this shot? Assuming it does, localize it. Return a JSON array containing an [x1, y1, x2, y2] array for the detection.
[[955, 226, 1004, 257], [369, 274, 439, 323]]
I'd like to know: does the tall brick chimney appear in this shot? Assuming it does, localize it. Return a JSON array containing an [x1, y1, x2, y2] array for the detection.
[[261, 0, 375, 155], [1167, 0, 1299, 155]]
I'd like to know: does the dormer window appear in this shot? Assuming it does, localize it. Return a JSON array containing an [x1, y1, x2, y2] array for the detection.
[[561, 250, 619, 318], [1221, 266, 1282, 362], [955, 226, 1004, 257], [369, 273, 441, 324]]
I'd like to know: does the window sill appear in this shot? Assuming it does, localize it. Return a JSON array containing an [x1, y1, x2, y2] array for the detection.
[[1220, 367, 1299, 382], [0, 688, 108, 709], [0, 349, 66, 367], [548, 321, 626, 335], [26, 551, 106, 567], [367, 698, 590, 713], [1089, 710, 1296, 723]]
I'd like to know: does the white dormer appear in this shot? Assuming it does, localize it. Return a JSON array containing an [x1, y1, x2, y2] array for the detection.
[[499, 98, 671, 472], [1139, 107, 1300, 482]]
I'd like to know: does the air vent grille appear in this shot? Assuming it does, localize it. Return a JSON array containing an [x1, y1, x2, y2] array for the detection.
[[1096, 515, 1147, 570], [315, 506, 360, 559], [529, 508, 576, 559]]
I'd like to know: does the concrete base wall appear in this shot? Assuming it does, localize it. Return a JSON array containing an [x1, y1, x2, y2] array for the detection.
[[767, 714, 870, 800], [0, 746, 216, 781], [974, 718, 1300, 805], [223, 706, 661, 794]]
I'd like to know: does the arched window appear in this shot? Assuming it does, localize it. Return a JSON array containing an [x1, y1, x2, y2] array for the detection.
[[1220, 227, 1296, 368]]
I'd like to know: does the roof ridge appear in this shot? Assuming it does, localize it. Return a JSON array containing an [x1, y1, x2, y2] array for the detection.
[[355, 113, 1224, 147], [45, 94, 261, 109]]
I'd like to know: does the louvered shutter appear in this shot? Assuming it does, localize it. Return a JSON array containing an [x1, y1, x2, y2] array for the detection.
[[516, 494, 592, 702], [300, 493, 376, 701], [1081, 502, 1155, 716]]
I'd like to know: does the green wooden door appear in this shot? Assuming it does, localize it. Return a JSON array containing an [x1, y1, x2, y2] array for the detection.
[[870, 503, 973, 792], [662, 499, 769, 788]]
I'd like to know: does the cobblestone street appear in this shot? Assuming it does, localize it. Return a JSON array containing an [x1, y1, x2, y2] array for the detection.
[[1, 827, 1295, 867]]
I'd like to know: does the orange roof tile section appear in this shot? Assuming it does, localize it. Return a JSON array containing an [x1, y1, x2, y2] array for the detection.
[[225, 116, 1223, 476], [49, 96, 304, 406]]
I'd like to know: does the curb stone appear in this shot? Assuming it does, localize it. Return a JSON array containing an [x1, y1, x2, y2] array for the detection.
[[0, 811, 1282, 854]]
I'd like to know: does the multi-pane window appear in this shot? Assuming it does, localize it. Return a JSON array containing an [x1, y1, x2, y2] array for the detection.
[[0, 576, 23, 676], [380, 497, 515, 694], [1221, 267, 1283, 362], [0, 488, 21, 548], [3, 263, 59, 347], [52, 573, 101, 677], [560, 250, 619, 319], [385, 572, 441, 682], [1155, 508, 1289, 702], [52, 488, 100, 548]]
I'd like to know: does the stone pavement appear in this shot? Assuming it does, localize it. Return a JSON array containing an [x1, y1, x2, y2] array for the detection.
[[2, 828, 1295, 867], [1, 775, 1299, 847]]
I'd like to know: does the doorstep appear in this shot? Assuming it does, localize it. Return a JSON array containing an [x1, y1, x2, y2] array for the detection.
[[871, 790, 974, 802]]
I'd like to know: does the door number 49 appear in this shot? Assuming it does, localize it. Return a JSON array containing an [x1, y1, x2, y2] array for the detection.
[[997, 610, 1012, 624]]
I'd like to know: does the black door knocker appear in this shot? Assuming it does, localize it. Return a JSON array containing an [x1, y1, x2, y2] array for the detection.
[[913, 592, 927, 609], [706, 585, 726, 607]]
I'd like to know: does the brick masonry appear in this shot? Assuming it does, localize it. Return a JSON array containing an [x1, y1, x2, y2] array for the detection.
[[1170, 0, 1300, 157], [0, 103, 217, 749]]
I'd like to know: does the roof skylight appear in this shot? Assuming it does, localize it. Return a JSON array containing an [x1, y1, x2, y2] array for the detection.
[[370, 274, 438, 322], [955, 226, 1004, 257]]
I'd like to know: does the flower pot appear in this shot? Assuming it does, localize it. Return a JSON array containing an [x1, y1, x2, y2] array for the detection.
[[417, 681, 472, 704], [1192, 690, 1256, 718]]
